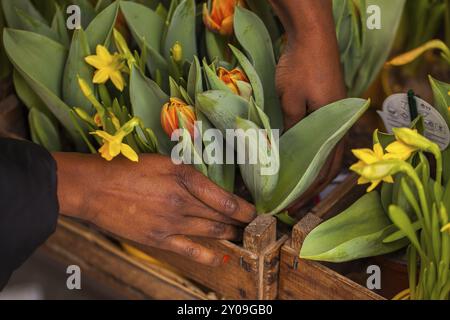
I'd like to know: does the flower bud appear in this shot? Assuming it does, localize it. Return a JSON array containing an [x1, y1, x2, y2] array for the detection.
[[171, 42, 183, 63], [74, 107, 96, 126], [218, 67, 252, 100], [161, 98, 196, 138], [203, 0, 244, 36], [392, 128, 437, 153]]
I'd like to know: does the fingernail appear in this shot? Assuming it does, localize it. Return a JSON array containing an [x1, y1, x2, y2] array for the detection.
[[222, 255, 230, 265]]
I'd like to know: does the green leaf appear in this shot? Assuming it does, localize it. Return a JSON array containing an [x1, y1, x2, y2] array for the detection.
[[195, 108, 234, 192], [129, 65, 171, 154], [4, 28, 85, 149], [235, 116, 279, 213], [51, 4, 70, 47], [187, 57, 203, 102], [1, 0, 45, 29], [0, 4, 11, 79], [120, 1, 168, 83], [205, 29, 228, 62], [348, 0, 406, 96], [13, 69, 51, 117], [85, 1, 119, 52], [229, 45, 264, 109], [444, 179, 450, 215], [163, 0, 197, 62], [244, 0, 281, 42], [388, 204, 424, 256], [265, 98, 370, 214], [63, 29, 93, 113], [14, 7, 59, 42], [29, 108, 62, 152], [202, 60, 231, 92], [300, 192, 408, 262], [428, 76, 450, 184], [72, 0, 96, 29], [234, 6, 283, 130], [196, 90, 249, 134], [429, 76, 450, 127]]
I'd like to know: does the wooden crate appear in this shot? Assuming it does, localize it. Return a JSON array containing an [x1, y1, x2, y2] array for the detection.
[[41, 218, 216, 300], [279, 174, 400, 300], [131, 215, 288, 300], [42, 216, 287, 300]]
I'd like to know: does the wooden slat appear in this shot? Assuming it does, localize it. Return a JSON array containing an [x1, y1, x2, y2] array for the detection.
[[135, 215, 286, 300], [279, 246, 383, 300], [42, 218, 211, 300], [279, 175, 385, 300]]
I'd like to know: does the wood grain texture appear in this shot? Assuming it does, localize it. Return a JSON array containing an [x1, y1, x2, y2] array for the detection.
[[135, 215, 286, 300], [279, 175, 385, 300], [279, 246, 383, 300], [42, 218, 210, 300]]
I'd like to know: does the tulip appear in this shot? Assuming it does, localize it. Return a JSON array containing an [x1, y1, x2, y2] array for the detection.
[[203, 0, 244, 36], [161, 98, 197, 139], [218, 67, 252, 100]]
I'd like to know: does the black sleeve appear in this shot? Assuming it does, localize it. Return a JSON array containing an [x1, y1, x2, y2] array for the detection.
[[0, 138, 59, 289]]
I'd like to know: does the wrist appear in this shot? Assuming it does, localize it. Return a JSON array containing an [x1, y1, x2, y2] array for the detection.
[[53, 152, 98, 223], [273, 0, 335, 46]]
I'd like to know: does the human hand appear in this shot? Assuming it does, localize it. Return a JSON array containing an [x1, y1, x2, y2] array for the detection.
[[54, 153, 256, 266], [269, 0, 347, 208]]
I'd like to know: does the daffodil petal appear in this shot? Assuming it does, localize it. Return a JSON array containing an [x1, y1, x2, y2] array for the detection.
[[383, 175, 394, 183], [99, 143, 114, 161], [367, 180, 381, 192], [441, 223, 450, 233], [121, 143, 139, 162], [109, 71, 125, 91], [352, 148, 379, 164], [96, 45, 113, 62], [91, 130, 113, 141], [85, 55, 107, 69], [357, 176, 370, 185], [108, 141, 122, 158], [93, 69, 110, 84], [385, 141, 416, 160], [373, 143, 384, 159]]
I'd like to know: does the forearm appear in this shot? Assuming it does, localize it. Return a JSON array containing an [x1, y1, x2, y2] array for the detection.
[[52, 152, 99, 222], [270, 0, 336, 47]]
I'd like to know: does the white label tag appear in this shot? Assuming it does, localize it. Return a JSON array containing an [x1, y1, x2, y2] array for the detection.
[[378, 93, 450, 151]]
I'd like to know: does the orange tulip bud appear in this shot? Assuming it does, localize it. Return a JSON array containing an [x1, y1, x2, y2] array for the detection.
[[203, 0, 244, 36], [218, 67, 252, 100], [161, 98, 197, 139]]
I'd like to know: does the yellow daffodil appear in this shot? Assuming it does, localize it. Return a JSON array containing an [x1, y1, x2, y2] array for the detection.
[[441, 223, 450, 234], [385, 140, 417, 161], [85, 45, 126, 91], [92, 130, 138, 162], [350, 143, 394, 192], [392, 127, 437, 153], [113, 28, 135, 68], [91, 118, 140, 162]]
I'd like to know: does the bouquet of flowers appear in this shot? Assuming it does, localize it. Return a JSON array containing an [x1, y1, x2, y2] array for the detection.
[[1, 0, 405, 215], [300, 76, 450, 300]]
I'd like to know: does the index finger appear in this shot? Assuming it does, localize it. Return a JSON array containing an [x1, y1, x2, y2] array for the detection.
[[177, 166, 256, 223]]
